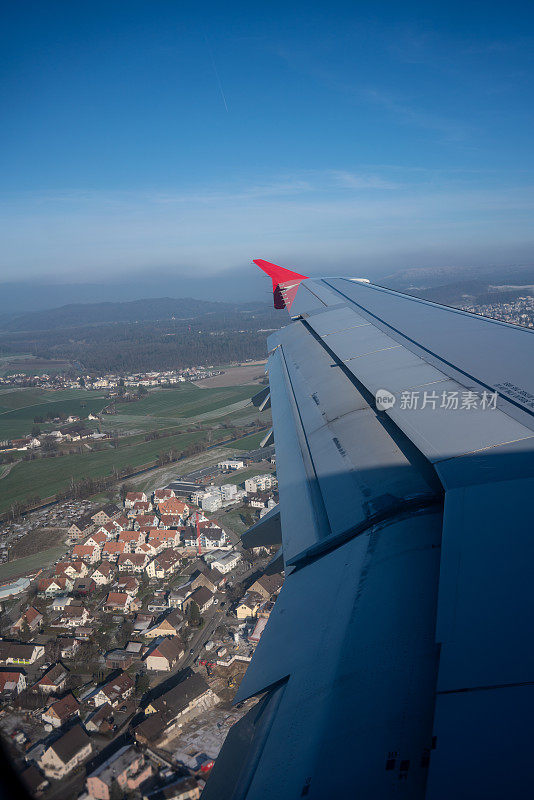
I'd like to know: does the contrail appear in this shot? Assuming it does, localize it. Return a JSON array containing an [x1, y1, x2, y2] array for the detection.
[[204, 33, 229, 113]]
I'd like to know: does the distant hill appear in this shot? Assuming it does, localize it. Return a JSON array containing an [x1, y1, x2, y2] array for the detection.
[[1, 297, 272, 332], [380, 265, 534, 306]]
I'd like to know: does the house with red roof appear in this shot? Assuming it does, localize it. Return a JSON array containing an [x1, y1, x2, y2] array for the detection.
[[84, 530, 108, 549], [117, 553, 148, 573], [158, 498, 189, 517], [124, 492, 147, 508], [38, 576, 74, 597], [11, 606, 43, 634], [153, 488, 175, 503], [72, 544, 100, 564], [132, 500, 152, 513], [0, 671, 26, 696], [104, 592, 135, 612], [102, 541, 126, 561], [133, 514, 159, 530], [55, 561, 88, 579], [117, 530, 143, 551], [42, 693, 80, 728], [91, 563, 115, 585]]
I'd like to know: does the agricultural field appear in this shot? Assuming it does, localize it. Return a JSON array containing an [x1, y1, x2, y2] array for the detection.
[[228, 430, 271, 449], [0, 546, 67, 582], [0, 388, 108, 440], [113, 383, 257, 419], [0, 354, 74, 377], [0, 427, 227, 514], [0, 382, 271, 515]]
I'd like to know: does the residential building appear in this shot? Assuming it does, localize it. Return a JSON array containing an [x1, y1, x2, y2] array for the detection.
[[249, 573, 284, 600], [102, 541, 126, 561], [136, 670, 218, 747], [91, 671, 135, 708], [132, 500, 153, 513], [0, 641, 45, 665], [220, 484, 238, 502], [38, 576, 74, 596], [72, 544, 100, 563], [158, 497, 189, 517], [91, 504, 121, 526], [117, 553, 148, 573], [183, 586, 214, 615], [39, 724, 92, 779], [68, 515, 95, 539], [125, 492, 147, 508], [117, 530, 143, 550], [33, 663, 69, 695], [41, 694, 80, 728], [146, 550, 181, 579], [105, 592, 133, 613], [134, 514, 159, 529], [84, 531, 109, 549], [73, 577, 96, 595], [59, 638, 80, 660], [144, 637, 184, 671], [189, 568, 220, 593], [86, 746, 152, 800], [200, 493, 222, 513], [144, 610, 184, 639], [56, 560, 89, 579], [0, 671, 26, 696], [153, 488, 175, 504], [85, 703, 113, 735], [10, 606, 43, 634], [91, 563, 115, 585], [59, 605, 91, 628], [113, 575, 140, 595], [183, 525, 228, 550], [236, 592, 264, 620], [209, 551, 241, 574]]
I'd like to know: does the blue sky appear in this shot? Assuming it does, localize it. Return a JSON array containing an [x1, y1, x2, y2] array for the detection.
[[1, 0, 534, 285]]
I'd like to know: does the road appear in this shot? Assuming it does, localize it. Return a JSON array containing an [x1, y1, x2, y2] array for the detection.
[[180, 605, 221, 669]]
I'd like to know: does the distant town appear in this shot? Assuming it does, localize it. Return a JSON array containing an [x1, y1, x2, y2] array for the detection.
[[0, 448, 280, 800], [460, 295, 534, 327], [0, 368, 223, 392]]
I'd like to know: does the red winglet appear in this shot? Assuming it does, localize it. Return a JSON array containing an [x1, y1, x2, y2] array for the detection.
[[253, 259, 308, 310]]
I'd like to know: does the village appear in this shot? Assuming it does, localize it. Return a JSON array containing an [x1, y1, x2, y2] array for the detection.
[[0, 368, 223, 393], [0, 454, 281, 800]]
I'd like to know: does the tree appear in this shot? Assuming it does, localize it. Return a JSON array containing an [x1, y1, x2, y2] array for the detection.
[[31, 424, 41, 437], [19, 620, 31, 642], [188, 600, 201, 627], [119, 483, 132, 502], [135, 672, 150, 697]]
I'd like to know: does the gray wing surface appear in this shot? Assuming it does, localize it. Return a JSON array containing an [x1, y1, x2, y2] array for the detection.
[[202, 275, 534, 800]]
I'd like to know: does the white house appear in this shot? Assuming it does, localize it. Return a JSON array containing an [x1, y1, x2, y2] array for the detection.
[[218, 459, 245, 471], [210, 551, 241, 574], [201, 492, 222, 513]]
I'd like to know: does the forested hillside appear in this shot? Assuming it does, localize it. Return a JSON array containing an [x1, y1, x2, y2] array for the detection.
[[0, 299, 282, 373]]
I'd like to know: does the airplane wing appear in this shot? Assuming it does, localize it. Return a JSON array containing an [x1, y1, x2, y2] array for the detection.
[[203, 262, 534, 800]]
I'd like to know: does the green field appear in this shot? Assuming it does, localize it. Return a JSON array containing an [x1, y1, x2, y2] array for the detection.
[[0, 546, 67, 581], [0, 384, 268, 514], [0, 427, 232, 513], [228, 430, 270, 450], [0, 388, 108, 440], [113, 383, 256, 419]]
